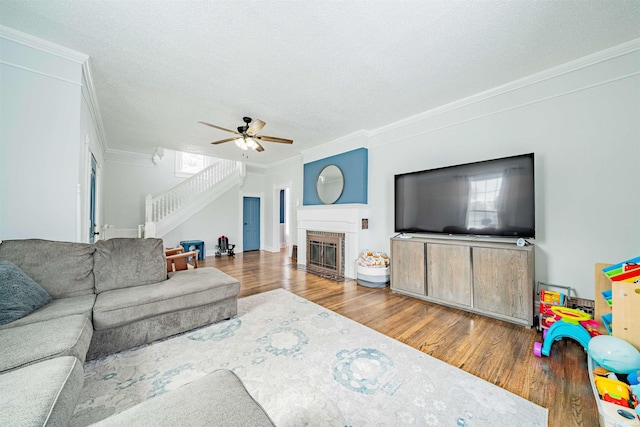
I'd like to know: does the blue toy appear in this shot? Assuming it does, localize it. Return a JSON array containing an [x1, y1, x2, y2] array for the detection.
[[632, 384, 640, 420], [533, 306, 593, 357], [588, 335, 640, 375]]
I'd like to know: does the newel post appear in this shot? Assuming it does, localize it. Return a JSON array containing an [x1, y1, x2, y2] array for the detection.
[[144, 194, 156, 238]]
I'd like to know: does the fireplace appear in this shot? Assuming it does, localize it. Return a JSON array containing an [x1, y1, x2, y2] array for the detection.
[[306, 231, 344, 281], [296, 204, 370, 280]]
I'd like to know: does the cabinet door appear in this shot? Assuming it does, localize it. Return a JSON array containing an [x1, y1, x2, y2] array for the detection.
[[426, 243, 472, 306], [473, 247, 532, 322], [391, 239, 426, 296]]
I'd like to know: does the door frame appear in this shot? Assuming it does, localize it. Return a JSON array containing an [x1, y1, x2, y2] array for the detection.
[[80, 134, 102, 243], [89, 155, 98, 243], [272, 181, 292, 253], [238, 192, 264, 252]]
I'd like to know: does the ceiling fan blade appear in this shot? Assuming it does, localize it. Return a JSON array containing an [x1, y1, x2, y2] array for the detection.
[[257, 135, 294, 144], [246, 119, 266, 137], [254, 140, 265, 152], [198, 121, 240, 135], [210, 137, 240, 145]]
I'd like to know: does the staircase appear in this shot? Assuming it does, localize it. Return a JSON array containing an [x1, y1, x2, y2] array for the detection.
[[144, 159, 243, 238]]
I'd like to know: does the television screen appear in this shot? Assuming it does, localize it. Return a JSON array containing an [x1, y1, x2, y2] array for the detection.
[[394, 153, 535, 238]]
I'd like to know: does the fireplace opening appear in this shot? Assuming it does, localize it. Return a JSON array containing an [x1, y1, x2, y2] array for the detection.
[[306, 231, 344, 281]]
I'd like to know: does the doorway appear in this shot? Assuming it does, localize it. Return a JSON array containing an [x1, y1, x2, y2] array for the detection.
[[89, 155, 98, 243], [243, 196, 260, 251], [277, 187, 290, 249]]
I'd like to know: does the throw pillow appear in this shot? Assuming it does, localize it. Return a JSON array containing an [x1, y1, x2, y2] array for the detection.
[[0, 260, 52, 325]]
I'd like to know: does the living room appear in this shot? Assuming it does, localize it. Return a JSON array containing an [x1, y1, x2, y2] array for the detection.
[[1, 2, 639, 426]]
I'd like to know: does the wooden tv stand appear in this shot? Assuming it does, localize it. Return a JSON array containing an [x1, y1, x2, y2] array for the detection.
[[390, 235, 535, 327]]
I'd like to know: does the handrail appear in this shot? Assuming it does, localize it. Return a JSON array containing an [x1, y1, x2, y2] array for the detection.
[[145, 159, 240, 225]]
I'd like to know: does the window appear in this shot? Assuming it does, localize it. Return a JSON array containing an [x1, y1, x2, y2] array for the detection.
[[466, 174, 503, 230], [175, 152, 215, 177]]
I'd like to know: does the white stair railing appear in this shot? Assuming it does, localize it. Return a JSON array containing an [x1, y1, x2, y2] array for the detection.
[[144, 159, 241, 237]]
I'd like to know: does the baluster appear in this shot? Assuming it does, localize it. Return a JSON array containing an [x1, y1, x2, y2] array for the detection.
[[173, 190, 177, 213], [145, 195, 152, 223], [144, 158, 245, 227]]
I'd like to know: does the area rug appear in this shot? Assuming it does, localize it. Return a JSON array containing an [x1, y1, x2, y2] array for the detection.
[[71, 289, 547, 426]]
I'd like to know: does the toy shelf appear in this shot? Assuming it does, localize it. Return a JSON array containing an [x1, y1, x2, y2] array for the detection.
[[594, 262, 640, 350]]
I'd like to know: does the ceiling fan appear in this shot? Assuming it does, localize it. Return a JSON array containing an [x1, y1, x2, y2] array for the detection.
[[198, 117, 293, 152]]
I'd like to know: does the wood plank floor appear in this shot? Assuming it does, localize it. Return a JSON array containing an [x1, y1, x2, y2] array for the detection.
[[203, 250, 599, 427]]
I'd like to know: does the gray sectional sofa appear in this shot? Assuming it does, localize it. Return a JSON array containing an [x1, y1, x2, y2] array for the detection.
[[0, 238, 275, 426]]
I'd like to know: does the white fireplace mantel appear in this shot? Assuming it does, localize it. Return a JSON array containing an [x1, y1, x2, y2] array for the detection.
[[297, 204, 369, 279]]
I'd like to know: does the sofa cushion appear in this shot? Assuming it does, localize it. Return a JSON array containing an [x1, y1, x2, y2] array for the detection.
[[0, 314, 93, 373], [0, 260, 52, 325], [91, 369, 275, 427], [0, 239, 95, 298], [92, 267, 240, 330], [0, 356, 84, 427], [94, 238, 166, 293], [0, 294, 95, 329]]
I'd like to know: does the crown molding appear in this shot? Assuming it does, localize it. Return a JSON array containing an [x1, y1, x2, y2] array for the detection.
[[369, 38, 640, 140], [0, 24, 88, 63], [302, 130, 369, 163], [266, 154, 303, 170], [243, 154, 303, 172], [104, 148, 154, 167], [81, 59, 109, 158]]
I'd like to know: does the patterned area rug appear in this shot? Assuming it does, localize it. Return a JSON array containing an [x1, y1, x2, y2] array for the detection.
[[71, 289, 547, 426]]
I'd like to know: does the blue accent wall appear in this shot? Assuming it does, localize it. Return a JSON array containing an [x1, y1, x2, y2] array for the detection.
[[303, 148, 368, 205]]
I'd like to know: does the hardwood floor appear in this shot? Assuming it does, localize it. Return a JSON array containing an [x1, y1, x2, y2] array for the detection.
[[203, 250, 599, 427]]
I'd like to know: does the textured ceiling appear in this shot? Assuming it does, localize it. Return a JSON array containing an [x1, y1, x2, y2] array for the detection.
[[1, 0, 639, 165]]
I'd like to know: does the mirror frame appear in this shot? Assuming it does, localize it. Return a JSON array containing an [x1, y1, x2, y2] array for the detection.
[[316, 164, 345, 204]]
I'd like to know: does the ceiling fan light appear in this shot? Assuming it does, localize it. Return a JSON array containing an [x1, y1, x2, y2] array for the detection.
[[235, 138, 248, 150], [246, 137, 258, 149]]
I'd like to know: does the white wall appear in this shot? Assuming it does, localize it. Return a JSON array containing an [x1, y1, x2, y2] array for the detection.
[[258, 157, 303, 254], [359, 42, 639, 299], [79, 72, 107, 242], [0, 28, 96, 241], [102, 151, 269, 254], [103, 149, 185, 234], [162, 187, 240, 256]]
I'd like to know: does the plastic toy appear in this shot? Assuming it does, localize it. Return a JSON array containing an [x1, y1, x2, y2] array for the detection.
[[581, 319, 602, 338], [588, 335, 640, 374], [595, 376, 632, 407], [539, 303, 560, 329], [603, 256, 640, 277], [601, 289, 613, 307], [215, 236, 235, 257], [632, 384, 640, 419], [629, 371, 640, 386], [533, 306, 593, 357], [540, 290, 565, 305]]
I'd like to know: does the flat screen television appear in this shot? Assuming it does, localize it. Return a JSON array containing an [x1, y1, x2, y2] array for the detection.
[[394, 153, 535, 238]]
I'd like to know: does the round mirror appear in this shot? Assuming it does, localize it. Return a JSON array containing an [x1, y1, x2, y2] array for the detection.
[[316, 165, 344, 204]]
